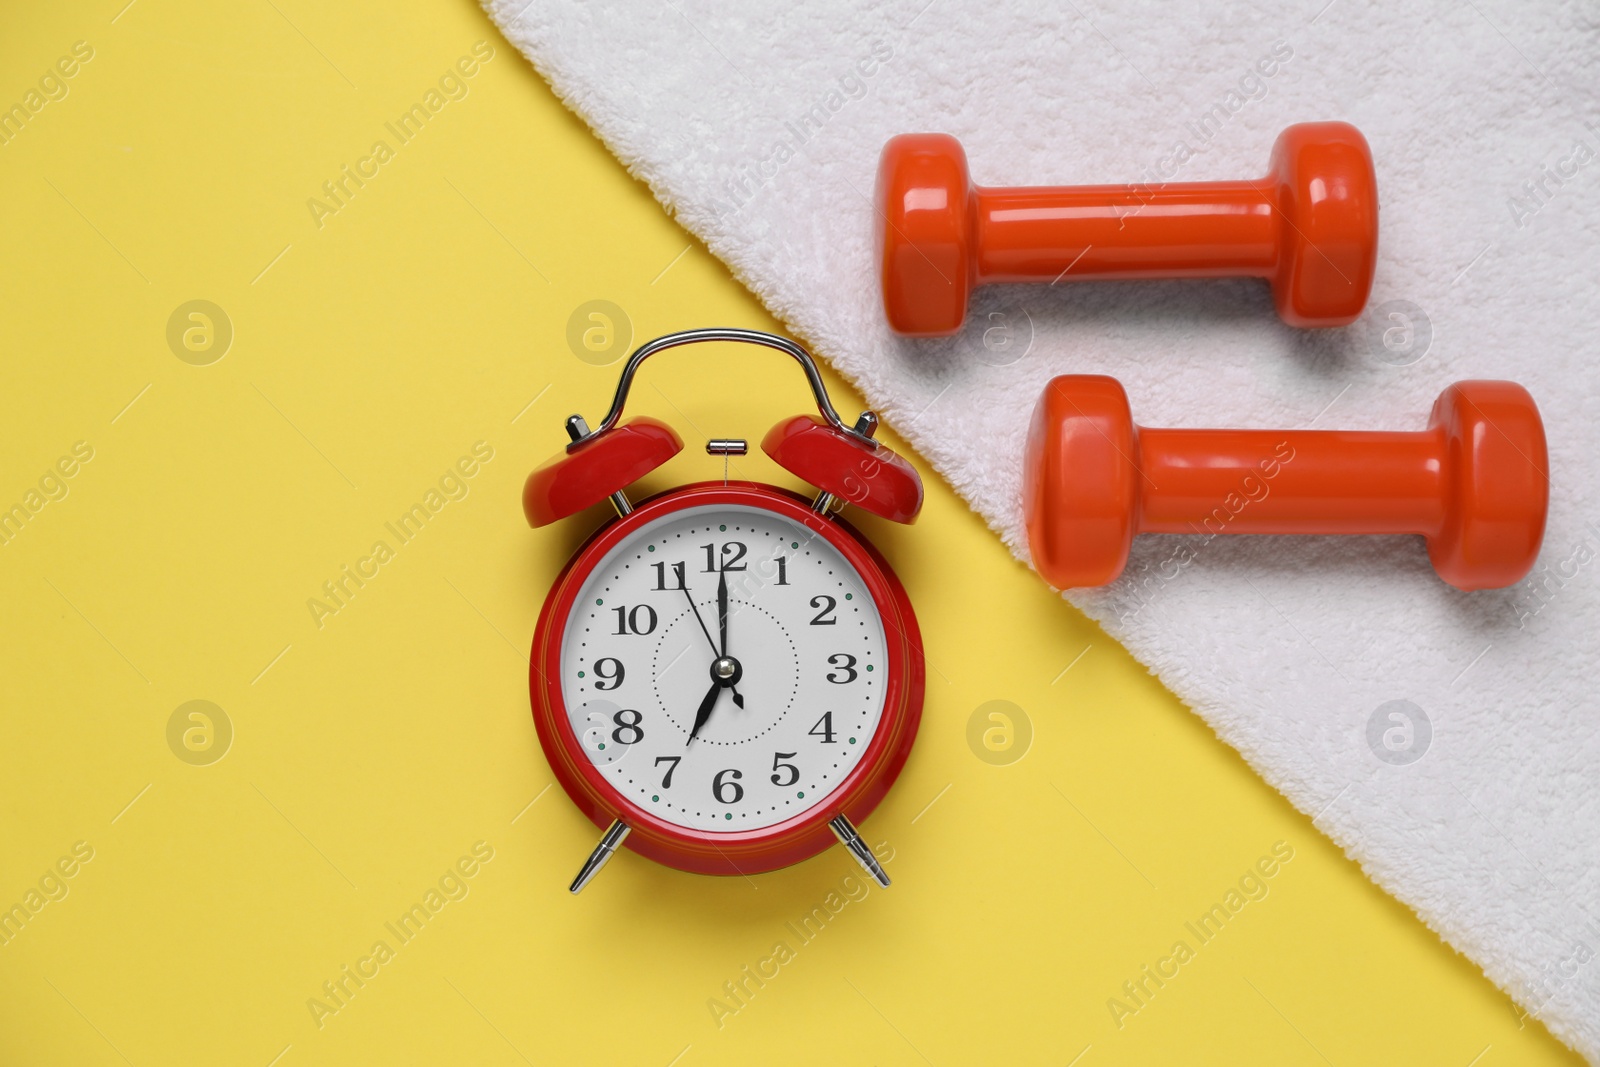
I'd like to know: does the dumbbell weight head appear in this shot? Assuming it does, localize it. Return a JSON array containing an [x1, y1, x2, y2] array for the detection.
[[1023, 376, 1141, 589], [1263, 122, 1379, 328], [876, 133, 974, 337], [1426, 380, 1548, 590]]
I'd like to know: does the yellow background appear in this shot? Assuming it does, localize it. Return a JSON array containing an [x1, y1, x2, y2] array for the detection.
[[0, 1, 1580, 1063]]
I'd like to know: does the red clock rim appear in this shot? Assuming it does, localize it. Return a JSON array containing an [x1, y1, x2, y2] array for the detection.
[[530, 481, 924, 877]]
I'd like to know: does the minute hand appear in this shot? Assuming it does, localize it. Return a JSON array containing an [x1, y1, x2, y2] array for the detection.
[[716, 570, 744, 708], [718, 570, 729, 656], [681, 580, 719, 658]]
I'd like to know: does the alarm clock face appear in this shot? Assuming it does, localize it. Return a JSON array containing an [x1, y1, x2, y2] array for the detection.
[[558, 503, 889, 832]]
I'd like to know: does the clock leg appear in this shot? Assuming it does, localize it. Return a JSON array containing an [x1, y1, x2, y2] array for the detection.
[[828, 814, 890, 888], [569, 819, 630, 894]]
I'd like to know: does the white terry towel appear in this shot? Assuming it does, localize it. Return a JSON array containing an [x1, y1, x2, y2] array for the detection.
[[485, 0, 1600, 1055]]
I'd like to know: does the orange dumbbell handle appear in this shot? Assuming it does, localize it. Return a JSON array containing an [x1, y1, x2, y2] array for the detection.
[[1138, 427, 1445, 536], [975, 180, 1278, 284]]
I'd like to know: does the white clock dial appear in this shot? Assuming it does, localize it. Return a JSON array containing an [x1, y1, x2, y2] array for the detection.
[[559, 503, 889, 832]]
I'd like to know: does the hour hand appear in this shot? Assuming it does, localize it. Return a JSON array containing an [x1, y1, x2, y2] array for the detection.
[[685, 680, 720, 747]]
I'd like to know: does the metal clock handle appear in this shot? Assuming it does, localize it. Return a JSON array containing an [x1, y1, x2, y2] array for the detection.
[[568, 327, 881, 453]]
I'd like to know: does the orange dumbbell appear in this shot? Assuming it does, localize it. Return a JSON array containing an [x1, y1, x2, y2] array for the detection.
[[876, 122, 1378, 336], [1023, 377, 1548, 591]]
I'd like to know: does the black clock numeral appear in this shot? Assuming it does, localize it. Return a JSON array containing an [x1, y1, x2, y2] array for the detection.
[[774, 556, 790, 586], [654, 755, 681, 788], [809, 595, 837, 625], [808, 712, 836, 743], [593, 658, 625, 691], [826, 653, 858, 684], [713, 768, 744, 804], [701, 541, 748, 572], [612, 604, 658, 635], [770, 752, 799, 787], [652, 560, 687, 591], [610, 708, 643, 745]]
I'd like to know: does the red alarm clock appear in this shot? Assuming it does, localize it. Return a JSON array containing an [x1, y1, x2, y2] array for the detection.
[[523, 329, 925, 893]]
